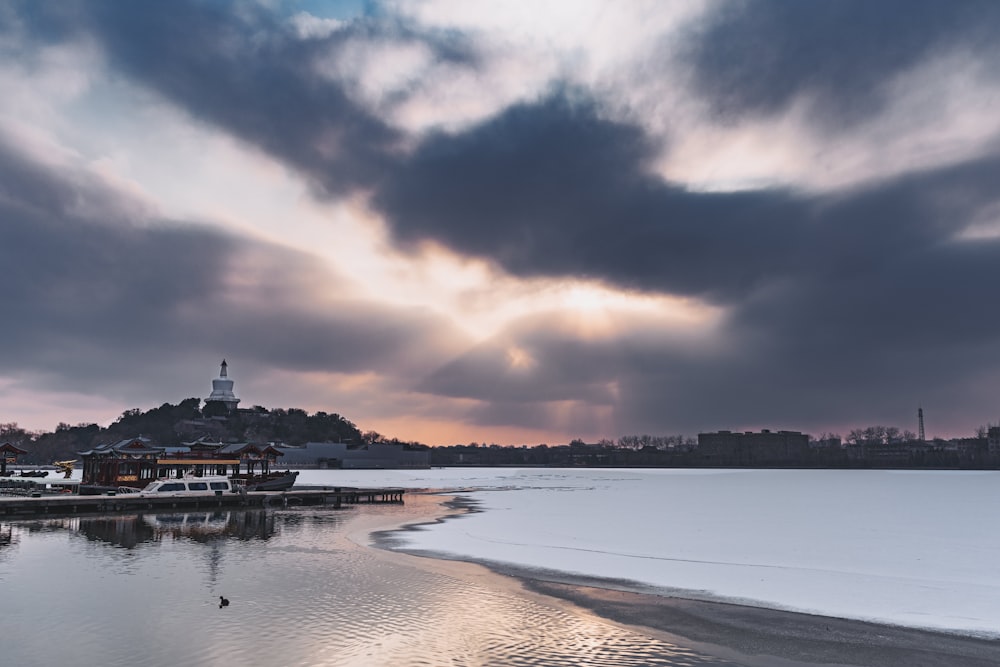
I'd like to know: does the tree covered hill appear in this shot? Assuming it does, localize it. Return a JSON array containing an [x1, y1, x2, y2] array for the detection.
[[1, 399, 366, 464]]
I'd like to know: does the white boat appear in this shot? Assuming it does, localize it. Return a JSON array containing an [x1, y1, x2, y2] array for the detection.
[[132, 476, 241, 497]]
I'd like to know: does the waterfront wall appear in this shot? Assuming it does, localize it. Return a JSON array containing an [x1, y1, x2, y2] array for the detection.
[[279, 442, 430, 469]]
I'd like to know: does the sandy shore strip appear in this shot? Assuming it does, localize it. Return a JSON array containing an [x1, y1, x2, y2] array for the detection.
[[359, 492, 1000, 667]]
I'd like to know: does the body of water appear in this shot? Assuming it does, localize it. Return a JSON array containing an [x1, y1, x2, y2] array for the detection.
[[2, 487, 740, 667], [5, 467, 999, 666]]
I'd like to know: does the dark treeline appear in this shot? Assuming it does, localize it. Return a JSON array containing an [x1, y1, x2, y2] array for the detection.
[[1, 399, 366, 464], [429, 431, 999, 469], [4, 411, 998, 469]]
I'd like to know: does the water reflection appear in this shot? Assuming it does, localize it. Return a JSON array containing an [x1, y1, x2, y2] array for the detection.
[[1, 498, 746, 667], [0, 522, 17, 556], [0, 510, 279, 551], [78, 510, 278, 547], [78, 515, 158, 548]]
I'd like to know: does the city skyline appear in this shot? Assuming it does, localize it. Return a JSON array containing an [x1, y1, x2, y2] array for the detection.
[[3, 1, 1000, 444]]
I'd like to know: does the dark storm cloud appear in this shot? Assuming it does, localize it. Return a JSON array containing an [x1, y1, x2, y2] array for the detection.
[[0, 139, 461, 404], [375, 94, 1000, 304], [89, 1, 399, 195], [409, 144, 1000, 435], [684, 0, 1000, 125], [14, 0, 459, 196], [375, 95, 809, 302]]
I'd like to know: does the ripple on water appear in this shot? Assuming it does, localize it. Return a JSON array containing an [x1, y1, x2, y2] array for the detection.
[[1, 504, 743, 666]]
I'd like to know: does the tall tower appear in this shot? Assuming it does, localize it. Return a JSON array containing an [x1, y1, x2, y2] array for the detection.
[[918, 407, 925, 442], [205, 359, 241, 412]]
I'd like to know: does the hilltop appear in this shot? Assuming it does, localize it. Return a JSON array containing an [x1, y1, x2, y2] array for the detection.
[[1, 399, 378, 464]]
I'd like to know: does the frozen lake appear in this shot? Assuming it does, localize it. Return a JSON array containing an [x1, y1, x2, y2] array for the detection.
[[297, 467, 1000, 637]]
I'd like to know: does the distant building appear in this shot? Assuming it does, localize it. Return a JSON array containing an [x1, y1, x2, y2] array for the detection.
[[278, 442, 430, 469], [988, 427, 1000, 456], [205, 359, 240, 412], [697, 429, 810, 466], [813, 435, 842, 449]]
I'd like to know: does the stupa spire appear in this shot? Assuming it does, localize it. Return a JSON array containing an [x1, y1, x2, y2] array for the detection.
[[206, 358, 240, 411]]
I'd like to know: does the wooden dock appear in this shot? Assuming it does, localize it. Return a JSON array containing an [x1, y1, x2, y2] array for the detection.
[[0, 486, 405, 517]]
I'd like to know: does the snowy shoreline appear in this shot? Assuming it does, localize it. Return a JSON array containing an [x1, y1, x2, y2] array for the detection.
[[368, 487, 1000, 666], [299, 467, 1000, 638]]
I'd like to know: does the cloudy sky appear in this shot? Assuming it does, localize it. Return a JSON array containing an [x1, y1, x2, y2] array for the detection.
[[2, 0, 1000, 444]]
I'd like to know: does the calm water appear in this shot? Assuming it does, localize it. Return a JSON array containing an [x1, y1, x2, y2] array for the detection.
[[2, 493, 744, 667]]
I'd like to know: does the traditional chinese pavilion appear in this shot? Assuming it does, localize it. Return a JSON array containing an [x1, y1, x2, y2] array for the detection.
[[78, 437, 292, 495], [0, 441, 28, 475]]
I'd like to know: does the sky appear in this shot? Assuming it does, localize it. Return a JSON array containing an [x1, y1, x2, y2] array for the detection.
[[2, 0, 1000, 445]]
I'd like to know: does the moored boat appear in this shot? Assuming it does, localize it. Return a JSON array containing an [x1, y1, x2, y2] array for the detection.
[[132, 476, 239, 497], [234, 470, 298, 491]]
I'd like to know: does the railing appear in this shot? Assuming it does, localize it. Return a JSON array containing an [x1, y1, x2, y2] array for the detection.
[[0, 480, 35, 496]]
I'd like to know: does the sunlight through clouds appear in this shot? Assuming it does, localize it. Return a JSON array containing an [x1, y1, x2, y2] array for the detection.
[[4, 1, 1000, 443]]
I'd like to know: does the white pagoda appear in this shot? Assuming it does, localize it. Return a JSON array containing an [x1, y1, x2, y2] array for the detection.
[[205, 359, 240, 411]]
